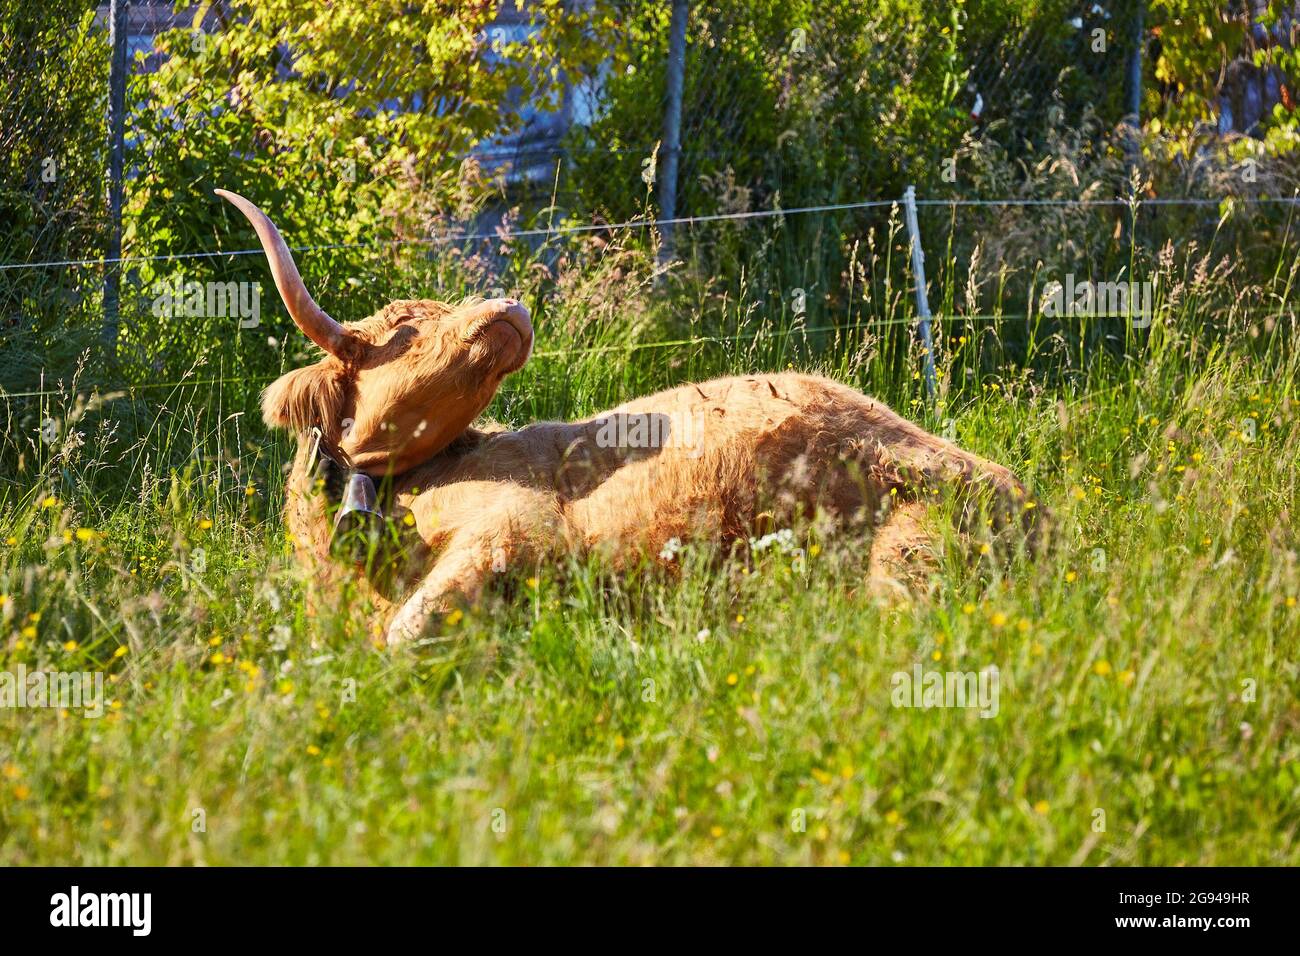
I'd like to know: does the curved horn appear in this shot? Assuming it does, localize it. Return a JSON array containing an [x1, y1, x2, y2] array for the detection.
[[215, 189, 353, 357]]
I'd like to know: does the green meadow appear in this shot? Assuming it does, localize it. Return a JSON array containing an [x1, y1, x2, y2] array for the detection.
[[2, 229, 1296, 865]]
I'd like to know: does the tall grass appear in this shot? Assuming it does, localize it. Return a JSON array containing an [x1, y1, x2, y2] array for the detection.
[[0, 215, 1297, 864]]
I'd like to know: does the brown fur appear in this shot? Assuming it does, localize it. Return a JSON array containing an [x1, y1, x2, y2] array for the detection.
[[269, 322, 1032, 644], [221, 192, 1034, 646]]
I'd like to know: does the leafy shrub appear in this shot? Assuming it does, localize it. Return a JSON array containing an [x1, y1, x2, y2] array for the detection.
[[0, 0, 107, 391]]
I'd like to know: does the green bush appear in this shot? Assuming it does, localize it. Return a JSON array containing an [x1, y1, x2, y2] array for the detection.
[[119, 0, 610, 390], [0, 0, 107, 392]]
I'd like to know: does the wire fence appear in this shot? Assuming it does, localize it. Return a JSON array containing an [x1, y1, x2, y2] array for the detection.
[[2, 0, 1297, 407], [7, 191, 1300, 276], [2, 184, 1296, 403]]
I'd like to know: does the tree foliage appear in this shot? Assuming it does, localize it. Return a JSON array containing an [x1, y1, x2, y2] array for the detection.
[[0, 0, 107, 386], [123, 0, 611, 378]]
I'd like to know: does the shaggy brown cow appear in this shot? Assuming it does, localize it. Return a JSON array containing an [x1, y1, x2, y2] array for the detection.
[[218, 190, 1034, 646]]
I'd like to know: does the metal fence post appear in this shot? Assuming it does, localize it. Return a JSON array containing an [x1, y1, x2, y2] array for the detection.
[[656, 0, 689, 273], [1123, 0, 1145, 244], [103, 0, 129, 350], [1125, 0, 1144, 129], [902, 185, 937, 401]]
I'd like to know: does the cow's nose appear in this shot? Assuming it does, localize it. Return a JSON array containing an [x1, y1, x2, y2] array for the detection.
[[493, 297, 530, 325]]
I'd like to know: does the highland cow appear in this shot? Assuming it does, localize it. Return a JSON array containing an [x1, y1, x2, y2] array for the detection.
[[217, 189, 1034, 646]]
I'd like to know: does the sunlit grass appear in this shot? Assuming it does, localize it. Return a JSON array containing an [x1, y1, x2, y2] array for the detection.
[[1, 233, 1297, 864]]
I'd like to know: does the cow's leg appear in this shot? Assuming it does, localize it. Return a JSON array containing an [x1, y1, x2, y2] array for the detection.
[[871, 428, 1046, 553], [866, 500, 941, 602], [384, 541, 492, 645], [383, 497, 561, 646]]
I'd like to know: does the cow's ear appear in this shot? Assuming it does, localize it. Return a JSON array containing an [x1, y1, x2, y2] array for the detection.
[[261, 364, 345, 432]]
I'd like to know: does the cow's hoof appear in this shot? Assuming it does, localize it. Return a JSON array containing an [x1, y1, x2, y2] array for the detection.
[[384, 610, 429, 648]]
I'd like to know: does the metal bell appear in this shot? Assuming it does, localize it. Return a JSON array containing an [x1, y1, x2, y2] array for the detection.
[[330, 472, 385, 561]]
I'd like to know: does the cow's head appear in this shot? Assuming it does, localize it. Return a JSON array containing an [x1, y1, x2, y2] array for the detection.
[[217, 190, 533, 475]]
